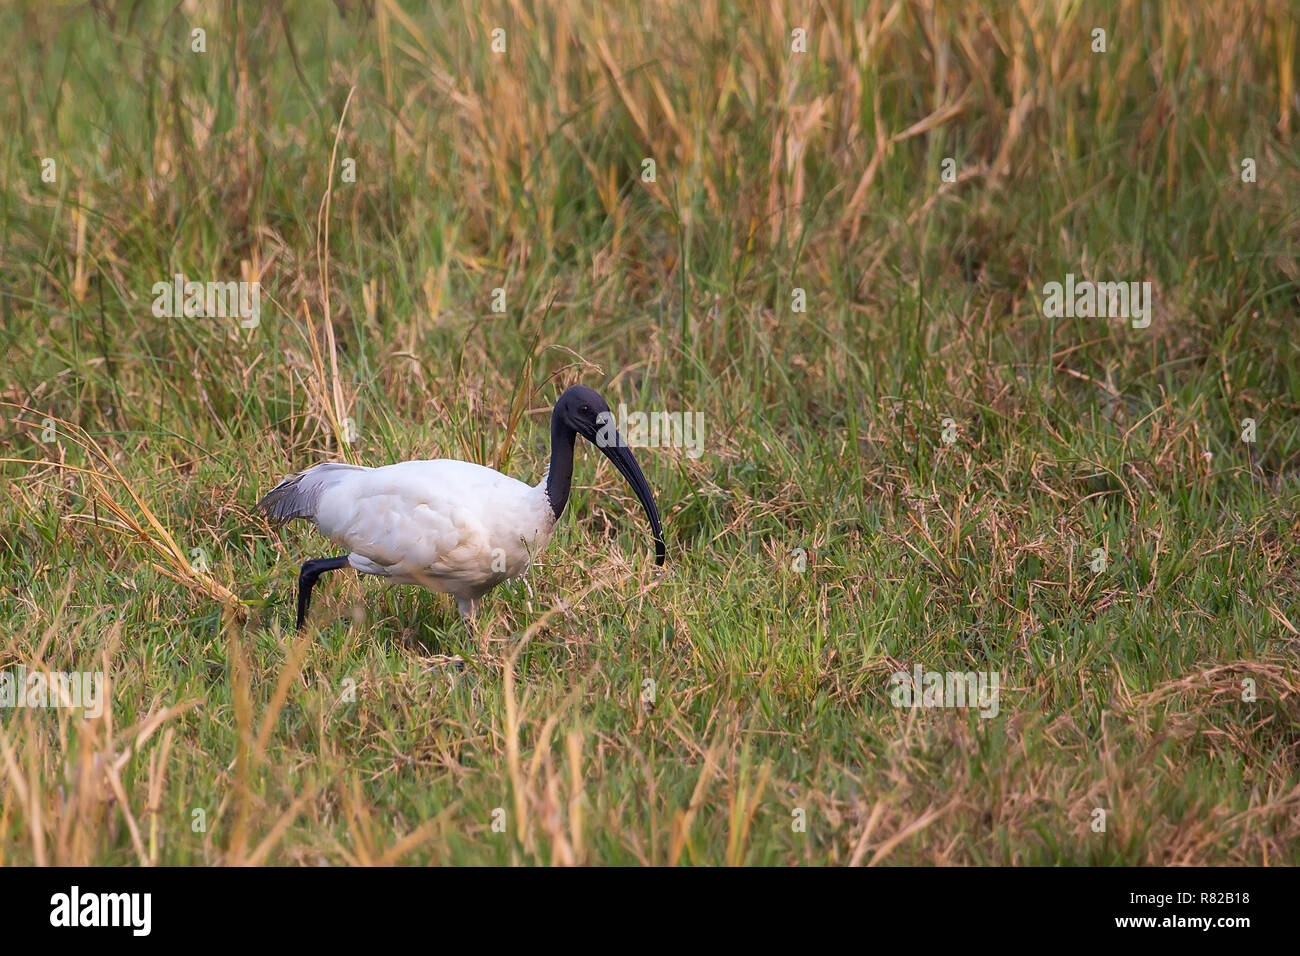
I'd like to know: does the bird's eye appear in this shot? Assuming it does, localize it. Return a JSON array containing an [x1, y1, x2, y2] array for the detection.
[[579, 404, 590, 413]]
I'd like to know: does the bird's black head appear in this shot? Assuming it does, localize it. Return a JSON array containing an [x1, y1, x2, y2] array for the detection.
[[554, 384, 611, 443], [551, 385, 666, 566]]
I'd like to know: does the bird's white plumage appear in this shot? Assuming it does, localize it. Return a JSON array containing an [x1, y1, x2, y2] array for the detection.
[[259, 385, 665, 629], [285, 459, 557, 605]]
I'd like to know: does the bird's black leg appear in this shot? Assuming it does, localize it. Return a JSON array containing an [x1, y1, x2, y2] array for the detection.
[[297, 555, 352, 630]]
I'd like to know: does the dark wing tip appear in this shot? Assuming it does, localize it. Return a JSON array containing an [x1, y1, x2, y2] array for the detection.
[[255, 475, 302, 521]]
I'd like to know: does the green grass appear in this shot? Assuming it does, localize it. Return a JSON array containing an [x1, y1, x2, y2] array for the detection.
[[1, 0, 1299, 865]]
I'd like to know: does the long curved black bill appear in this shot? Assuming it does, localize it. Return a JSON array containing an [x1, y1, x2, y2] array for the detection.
[[596, 432, 666, 565]]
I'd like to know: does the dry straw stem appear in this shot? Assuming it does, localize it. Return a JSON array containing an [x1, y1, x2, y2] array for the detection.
[[501, 581, 601, 857], [221, 612, 328, 866], [222, 611, 322, 865], [861, 799, 959, 867], [667, 728, 725, 865], [724, 751, 772, 866], [1129, 658, 1300, 714], [301, 84, 363, 464], [0, 611, 198, 866], [1, 405, 244, 618]]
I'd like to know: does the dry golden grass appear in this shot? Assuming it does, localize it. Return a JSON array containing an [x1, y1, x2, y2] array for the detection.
[[0, 0, 1298, 865]]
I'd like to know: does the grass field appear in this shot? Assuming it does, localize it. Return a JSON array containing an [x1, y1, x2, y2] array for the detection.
[[2, 0, 1299, 865]]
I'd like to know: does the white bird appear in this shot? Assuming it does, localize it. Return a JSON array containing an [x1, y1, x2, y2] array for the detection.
[[257, 385, 666, 630]]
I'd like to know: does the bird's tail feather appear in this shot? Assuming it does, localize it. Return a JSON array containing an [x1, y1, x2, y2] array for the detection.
[[256, 462, 367, 521]]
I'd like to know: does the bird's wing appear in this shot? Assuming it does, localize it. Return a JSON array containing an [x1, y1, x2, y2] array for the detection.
[[256, 462, 370, 521], [312, 460, 511, 584]]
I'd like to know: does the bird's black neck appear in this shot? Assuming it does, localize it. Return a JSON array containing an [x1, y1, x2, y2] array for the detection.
[[545, 416, 576, 521]]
